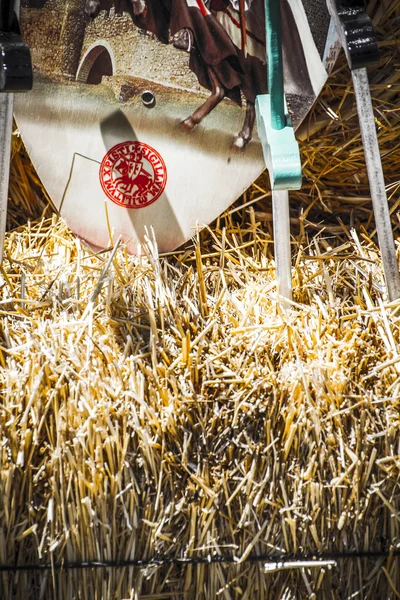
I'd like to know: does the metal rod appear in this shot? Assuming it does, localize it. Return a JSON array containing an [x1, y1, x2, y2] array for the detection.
[[265, 0, 285, 130], [272, 190, 292, 301], [352, 68, 400, 301], [264, 559, 336, 572], [0, 93, 14, 264]]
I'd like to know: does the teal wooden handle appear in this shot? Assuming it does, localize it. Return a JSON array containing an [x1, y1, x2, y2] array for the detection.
[[265, 0, 285, 130], [256, 95, 302, 190], [256, 0, 302, 190]]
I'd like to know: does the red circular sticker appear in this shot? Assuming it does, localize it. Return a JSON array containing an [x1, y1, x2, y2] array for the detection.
[[99, 141, 167, 209]]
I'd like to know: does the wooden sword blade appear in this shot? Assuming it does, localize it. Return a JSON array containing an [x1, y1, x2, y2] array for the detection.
[[272, 190, 292, 302], [0, 93, 14, 264], [352, 68, 400, 302]]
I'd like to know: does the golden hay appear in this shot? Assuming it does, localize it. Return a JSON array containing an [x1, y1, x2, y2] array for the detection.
[[1, 1, 400, 598]]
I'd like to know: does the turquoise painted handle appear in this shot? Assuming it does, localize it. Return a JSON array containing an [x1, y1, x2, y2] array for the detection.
[[256, 95, 302, 190], [256, 0, 301, 190], [265, 0, 285, 130]]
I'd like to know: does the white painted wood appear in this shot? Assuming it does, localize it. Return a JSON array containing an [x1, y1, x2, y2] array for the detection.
[[272, 190, 292, 301]]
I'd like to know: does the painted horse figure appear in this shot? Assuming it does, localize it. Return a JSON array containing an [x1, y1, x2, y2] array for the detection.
[[84, 0, 329, 148]]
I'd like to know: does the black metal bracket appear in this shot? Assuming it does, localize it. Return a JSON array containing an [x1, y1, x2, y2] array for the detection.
[[0, 0, 33, 92], [329, 0, 379, 70]]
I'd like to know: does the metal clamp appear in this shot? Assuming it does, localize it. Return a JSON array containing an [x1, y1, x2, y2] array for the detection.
[[0, 0, 33, 92], [327, 0, 379, 71]]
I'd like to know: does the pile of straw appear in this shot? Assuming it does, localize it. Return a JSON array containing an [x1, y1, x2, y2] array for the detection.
[[1, 1, 400, 598]]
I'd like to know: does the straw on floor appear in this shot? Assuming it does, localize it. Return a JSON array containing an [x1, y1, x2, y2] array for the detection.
[[1, 1, 400, 598]]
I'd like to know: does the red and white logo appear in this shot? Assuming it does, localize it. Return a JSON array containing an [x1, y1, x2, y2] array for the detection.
[[100, 141, 167, 209]]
